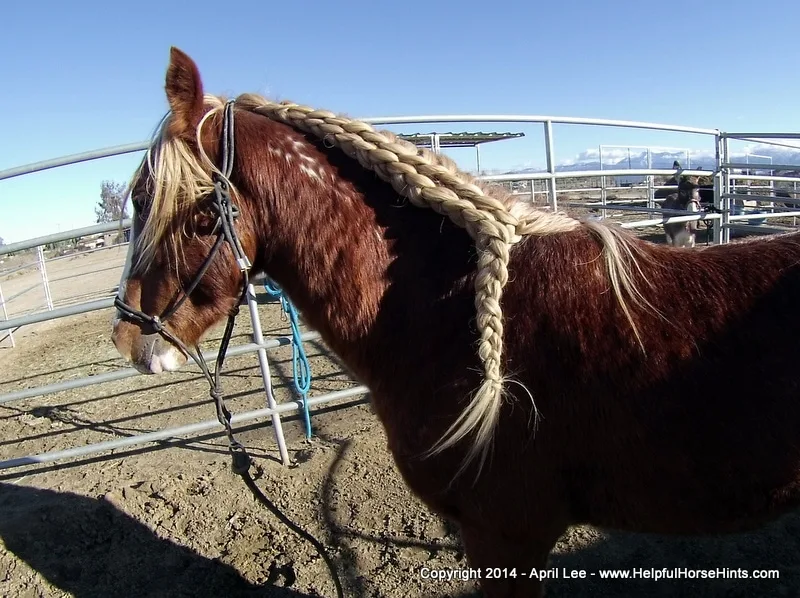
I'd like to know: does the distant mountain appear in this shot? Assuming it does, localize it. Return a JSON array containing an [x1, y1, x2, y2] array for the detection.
[[498, 145, 800, 177]]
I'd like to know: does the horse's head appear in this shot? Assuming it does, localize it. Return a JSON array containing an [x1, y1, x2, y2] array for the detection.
[[112, 48, 258, 374], [677, 175, 701, 209]]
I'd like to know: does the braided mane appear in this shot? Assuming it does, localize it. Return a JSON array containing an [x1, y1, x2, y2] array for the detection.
[[136, 92, 650, 477]]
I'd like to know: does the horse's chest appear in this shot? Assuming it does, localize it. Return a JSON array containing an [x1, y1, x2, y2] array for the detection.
[[370, 391, 461, 497], [388, 435, 464, 519]]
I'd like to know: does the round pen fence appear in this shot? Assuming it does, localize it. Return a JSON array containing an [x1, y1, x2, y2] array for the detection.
[[2, 115, 799, 473]]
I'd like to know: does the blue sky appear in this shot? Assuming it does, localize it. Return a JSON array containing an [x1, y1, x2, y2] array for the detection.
[[2, 0, 800, 243]]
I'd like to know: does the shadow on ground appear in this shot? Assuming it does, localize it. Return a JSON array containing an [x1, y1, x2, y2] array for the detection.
[[433, 514, 800, 598], [0, 483, 313, 598]]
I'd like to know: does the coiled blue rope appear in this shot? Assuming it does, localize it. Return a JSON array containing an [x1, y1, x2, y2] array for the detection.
[[264, 278, 313, 439]]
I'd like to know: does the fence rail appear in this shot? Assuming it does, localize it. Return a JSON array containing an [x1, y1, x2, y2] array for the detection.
[[0, 385, 370, 470], [0, 219, 133, 256], [0, 143, 148, 182]]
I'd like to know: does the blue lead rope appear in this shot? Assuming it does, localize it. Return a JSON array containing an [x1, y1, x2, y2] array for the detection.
[[263, 279, 313, 439]]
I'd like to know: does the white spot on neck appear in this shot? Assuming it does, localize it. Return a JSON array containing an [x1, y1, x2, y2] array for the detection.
[[300, 164, 323, 182]]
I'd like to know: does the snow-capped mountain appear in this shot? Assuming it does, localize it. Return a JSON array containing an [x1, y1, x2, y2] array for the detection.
[[501, 143, 800, 176]]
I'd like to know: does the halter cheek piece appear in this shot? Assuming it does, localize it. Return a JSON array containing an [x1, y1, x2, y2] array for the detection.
[[114, 100, 253, 472]]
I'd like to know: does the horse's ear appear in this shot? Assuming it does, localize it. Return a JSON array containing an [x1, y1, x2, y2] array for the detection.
[[164, 47, 205, 140]]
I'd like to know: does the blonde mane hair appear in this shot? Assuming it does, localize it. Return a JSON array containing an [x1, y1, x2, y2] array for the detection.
[[128, 95, 229, 271], [133, 92, 651, 478]]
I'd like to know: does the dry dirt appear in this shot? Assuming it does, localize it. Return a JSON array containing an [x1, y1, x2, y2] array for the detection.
[[1, 203, 799, 598]]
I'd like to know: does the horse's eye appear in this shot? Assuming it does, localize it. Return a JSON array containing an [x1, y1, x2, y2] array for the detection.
[[131, 197, 144, 214]]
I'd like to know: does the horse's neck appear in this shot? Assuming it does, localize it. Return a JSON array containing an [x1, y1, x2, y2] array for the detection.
[[257, 197, 389, 366], [249, 139, 476, 388]]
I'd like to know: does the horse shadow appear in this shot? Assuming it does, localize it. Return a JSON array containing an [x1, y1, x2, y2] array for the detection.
[[438, 516, 800, 598], [3, 470, 799, 598], [301, 425, 800, 598], [0, 482, 313, 598]]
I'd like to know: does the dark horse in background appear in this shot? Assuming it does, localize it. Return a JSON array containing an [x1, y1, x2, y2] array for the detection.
[[660, 176, 702, 248], [654, 160, 715, 207], [655, 160, 713, 247], [656, 161, 797, 246], [112, 49, 800, 597]]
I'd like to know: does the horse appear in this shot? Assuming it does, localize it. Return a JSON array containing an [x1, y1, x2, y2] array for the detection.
[[655, 161, 713, 200], [112, 47, 800, 597], [660, 176, 702, 248]]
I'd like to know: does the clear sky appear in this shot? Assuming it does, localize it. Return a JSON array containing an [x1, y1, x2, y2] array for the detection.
[[2, 0, 800, 243]]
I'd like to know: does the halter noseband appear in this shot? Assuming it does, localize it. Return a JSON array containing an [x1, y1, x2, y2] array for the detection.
[[114, 99, 253, 471]]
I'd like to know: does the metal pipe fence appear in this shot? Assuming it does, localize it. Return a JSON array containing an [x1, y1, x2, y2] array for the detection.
[[0, 385, 370, 470], [2, 114, 799, 471], [0, 219, 133, 257], [0, 330, 323, 405], [0, 297, 115, 332], [46, 241, 130, 264]]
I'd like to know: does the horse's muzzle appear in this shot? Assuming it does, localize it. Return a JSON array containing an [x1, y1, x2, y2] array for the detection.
[[112, 322, 187, 374]]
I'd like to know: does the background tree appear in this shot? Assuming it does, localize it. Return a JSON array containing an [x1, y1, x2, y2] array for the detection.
[[95, 180, 129, 223]]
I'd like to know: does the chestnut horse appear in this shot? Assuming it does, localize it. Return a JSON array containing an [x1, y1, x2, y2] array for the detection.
[[112, 47, 800, 597]]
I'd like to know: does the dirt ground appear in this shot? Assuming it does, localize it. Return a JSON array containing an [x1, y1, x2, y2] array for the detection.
[[1, 197, 799, 597]]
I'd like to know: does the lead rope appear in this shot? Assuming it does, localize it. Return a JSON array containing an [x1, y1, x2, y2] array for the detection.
[[116, 100, 343, 598], [201, 285, 343, 598], [207, 102, 344, 598], [264, 278, 313, 439], [191, 291, 344, 598]]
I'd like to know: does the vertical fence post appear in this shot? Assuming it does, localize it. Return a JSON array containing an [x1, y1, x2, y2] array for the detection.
[[599, 146, 607, 220], [37, 245, 54, 310], [544, 121, 557, 212], [245, 283, 290, 466], [721, 135, 732, 244], [432, 133, 441, 154], [646, 149, 654, 211], [712, 133, 723, 245], [0, 281, 14, 348]]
